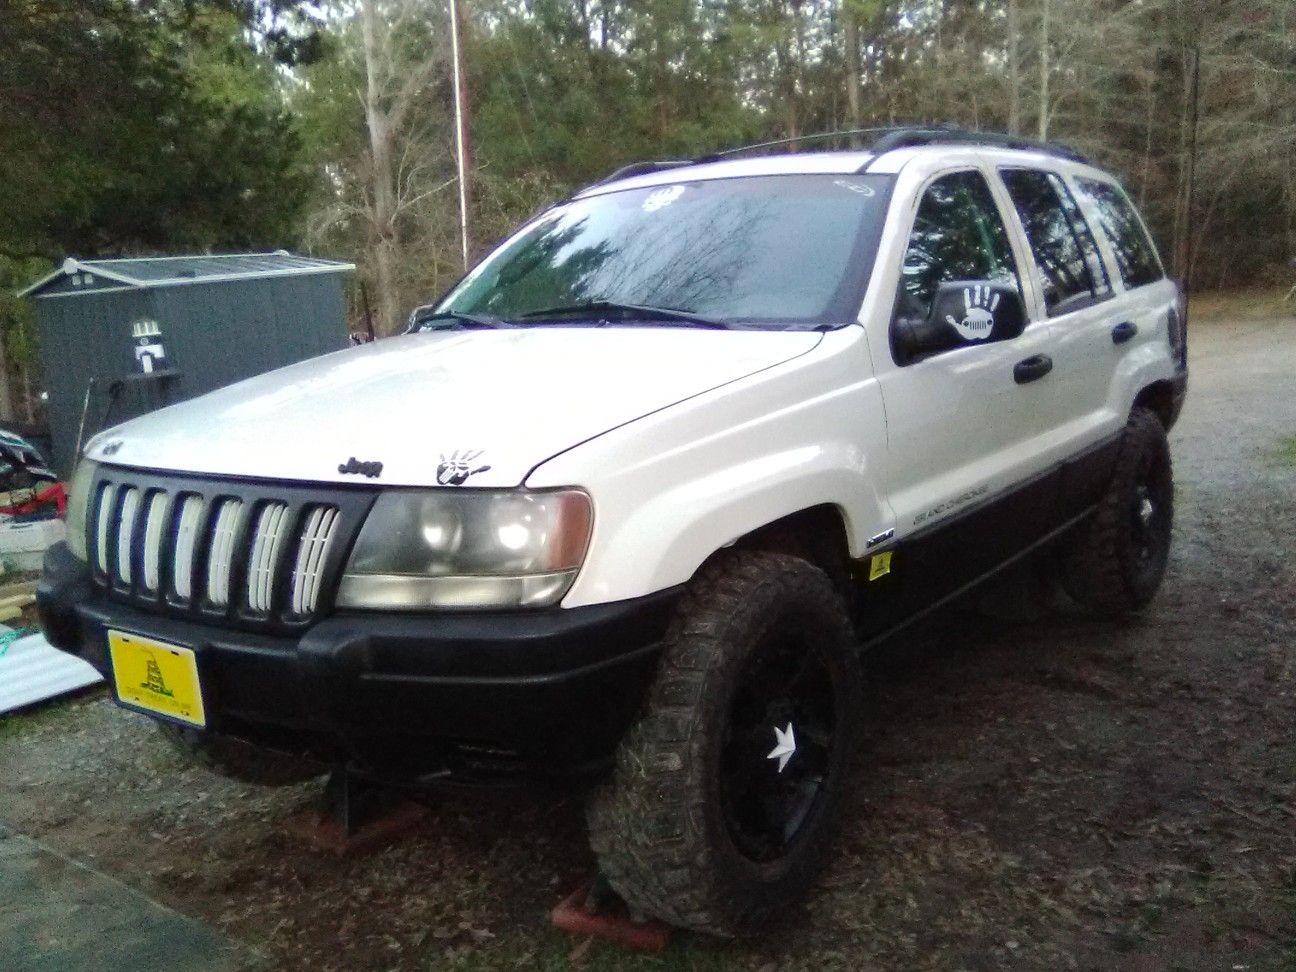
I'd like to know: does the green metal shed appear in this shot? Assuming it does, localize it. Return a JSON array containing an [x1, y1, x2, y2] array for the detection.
[[21, 252, 354, 475]]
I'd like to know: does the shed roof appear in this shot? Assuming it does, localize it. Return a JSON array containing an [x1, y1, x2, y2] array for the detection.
[[20, 252, 354, 298]]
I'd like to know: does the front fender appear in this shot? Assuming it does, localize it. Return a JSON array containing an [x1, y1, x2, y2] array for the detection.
[[526, 328, 892, 608]]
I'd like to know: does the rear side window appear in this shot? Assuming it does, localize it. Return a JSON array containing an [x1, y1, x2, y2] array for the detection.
[[1001, 168, 1111, 315], [1074, 177, 1164, 289], [896, 169, 1022, 323]]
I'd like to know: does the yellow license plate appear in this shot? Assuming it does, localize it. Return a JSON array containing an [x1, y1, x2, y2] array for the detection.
[[107, 630, 207, 728]]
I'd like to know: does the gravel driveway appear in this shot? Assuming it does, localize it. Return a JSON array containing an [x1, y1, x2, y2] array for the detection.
[[2, 311, 1294, 971]]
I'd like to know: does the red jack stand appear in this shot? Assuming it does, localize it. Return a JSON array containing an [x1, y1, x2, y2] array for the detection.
[[550, 875, 672, 953], [285, 768, 428, 857]]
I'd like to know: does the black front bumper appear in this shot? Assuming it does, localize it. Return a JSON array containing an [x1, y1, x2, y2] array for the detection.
[[38, 542, 678, 781]]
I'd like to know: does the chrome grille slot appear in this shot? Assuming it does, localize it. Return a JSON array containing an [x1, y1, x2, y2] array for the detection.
[[246, 502, 289, 612], [291, 506, 339, 615], [93, 482, 117, 574], [172, 494, 204, 600], [206, 499, 244, 607], [90, 469, 358, 629], [140, 491, 169, 593], [115, 487, 141, 584]]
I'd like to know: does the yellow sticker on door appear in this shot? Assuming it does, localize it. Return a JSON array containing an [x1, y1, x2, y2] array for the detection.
[[868, 551, 893, 581]]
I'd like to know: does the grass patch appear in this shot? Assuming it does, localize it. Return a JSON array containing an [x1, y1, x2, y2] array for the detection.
[[0, 692, 102, 740], [1271, 436, 1296, 469]]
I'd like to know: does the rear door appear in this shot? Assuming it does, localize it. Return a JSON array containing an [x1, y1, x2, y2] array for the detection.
[[995, 167, 1130, 500], [1071, 174, 1184, 372]]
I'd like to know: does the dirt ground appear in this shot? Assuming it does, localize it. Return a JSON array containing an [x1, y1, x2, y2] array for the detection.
[[3, 306, 1296, 971]]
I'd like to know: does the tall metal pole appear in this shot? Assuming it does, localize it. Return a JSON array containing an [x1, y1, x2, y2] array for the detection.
[[448, 0, 471, 271]]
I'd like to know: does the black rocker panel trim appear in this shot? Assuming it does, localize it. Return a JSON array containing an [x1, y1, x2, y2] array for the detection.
[[856, 430, 1122, 640]]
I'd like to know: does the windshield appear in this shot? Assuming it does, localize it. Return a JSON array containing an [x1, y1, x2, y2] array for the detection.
[[437, 173, 895, 329]]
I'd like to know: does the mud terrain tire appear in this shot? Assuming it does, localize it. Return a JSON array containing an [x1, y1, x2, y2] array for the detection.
[[1062, 407, 1174, 615], [586, 551, 862, 936]]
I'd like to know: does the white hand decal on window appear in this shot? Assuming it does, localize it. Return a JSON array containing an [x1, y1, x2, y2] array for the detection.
[[945, 284, 1001, 342]]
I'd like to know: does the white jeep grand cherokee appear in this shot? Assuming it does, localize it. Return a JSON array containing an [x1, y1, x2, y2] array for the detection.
[[40, 128, 1187, 935]]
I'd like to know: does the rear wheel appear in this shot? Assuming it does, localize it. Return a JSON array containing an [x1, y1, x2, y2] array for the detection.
[[586, 551, 862, 936], [156, 723, 323, 786], [1062, 407, 1174, 615]]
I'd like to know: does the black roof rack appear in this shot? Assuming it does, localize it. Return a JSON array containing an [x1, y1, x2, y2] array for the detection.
[[695, 127, 896, 162], [863, 125, 1089, 164], [593, 159, 694, 186], [586, 125, 1089, 190]]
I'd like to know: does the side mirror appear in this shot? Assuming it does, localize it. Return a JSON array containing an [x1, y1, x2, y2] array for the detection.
[[893, 281, 1027, 363]]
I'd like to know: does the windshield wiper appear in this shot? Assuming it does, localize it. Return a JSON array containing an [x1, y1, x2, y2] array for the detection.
[[409, 310, 509, 331], [518, 300, 729, 329]]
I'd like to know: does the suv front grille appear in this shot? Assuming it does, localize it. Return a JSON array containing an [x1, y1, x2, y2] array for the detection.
[[88, 468, 377, 632]]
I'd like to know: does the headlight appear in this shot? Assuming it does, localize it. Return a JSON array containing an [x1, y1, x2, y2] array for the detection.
[[337, 488, 592, 610], [64, 459, 98, 562]]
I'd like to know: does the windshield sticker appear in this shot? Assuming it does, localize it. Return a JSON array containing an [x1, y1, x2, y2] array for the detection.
[[946, 286, 999, 342], [642, 184, 685, 212], [833, 179, 875, 196], [437, 450, 491, 486]]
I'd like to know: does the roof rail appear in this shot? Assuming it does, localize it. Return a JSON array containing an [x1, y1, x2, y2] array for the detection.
[[586, 125, 1090, 191], [696, 127, 895, 162], [594, 160, 694, 186], [864, 126, 1090, 164]]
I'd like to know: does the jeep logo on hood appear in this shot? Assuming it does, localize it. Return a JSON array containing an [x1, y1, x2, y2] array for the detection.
[[338, 456, 384, 478]]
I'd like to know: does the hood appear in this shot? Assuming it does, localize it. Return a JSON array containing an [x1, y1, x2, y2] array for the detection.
[[85, 326, 821, 487]]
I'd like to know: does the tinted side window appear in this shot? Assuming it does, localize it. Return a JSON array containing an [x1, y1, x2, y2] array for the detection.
[[896, 170, 1021, 323], [1075, 177, 1164, 288], [1001, 168, 1110, 315]]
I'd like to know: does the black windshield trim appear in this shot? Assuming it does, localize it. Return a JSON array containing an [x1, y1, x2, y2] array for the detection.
[[519, 301, 730, 329], [409, 310, 510, 331]]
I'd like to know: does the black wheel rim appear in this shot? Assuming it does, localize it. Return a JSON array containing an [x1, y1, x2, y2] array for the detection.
[[1130, 448, 1170, 565], [718, 621, 839, 864]]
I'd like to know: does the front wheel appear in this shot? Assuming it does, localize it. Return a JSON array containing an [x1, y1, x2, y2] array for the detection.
[[586, 551, 863, 936], [1061, 407, 1174, 615]]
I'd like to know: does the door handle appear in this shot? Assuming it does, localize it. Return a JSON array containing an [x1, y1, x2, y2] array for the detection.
[[1013, 354, 1053, 385], [1111, 321, 1139, 344]]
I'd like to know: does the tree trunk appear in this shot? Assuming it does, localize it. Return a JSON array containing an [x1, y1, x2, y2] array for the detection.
[[1007, 0, 1020, 135], [1280, 0, 1296, 270], [1171, 42, 1198, 281], [844, 4, 862, 136], [0, 337, 15, 424], [1037, 0, 1050, 141], [361, 0, 401, 335], [1138, 68, 1155, 209]]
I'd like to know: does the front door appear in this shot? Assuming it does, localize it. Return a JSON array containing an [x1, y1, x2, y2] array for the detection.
[[871, 167, 1061, 619]]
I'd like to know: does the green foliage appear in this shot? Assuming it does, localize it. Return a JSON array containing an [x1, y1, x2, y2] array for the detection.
[[3, 0, 1293, 347], [0, 0, 322, 404], [0, 0, 315, 260]]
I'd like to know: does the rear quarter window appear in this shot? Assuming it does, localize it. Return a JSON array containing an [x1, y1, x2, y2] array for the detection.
[[1074, 177, 1164, 289], [1000, 168, 1111, 316]]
